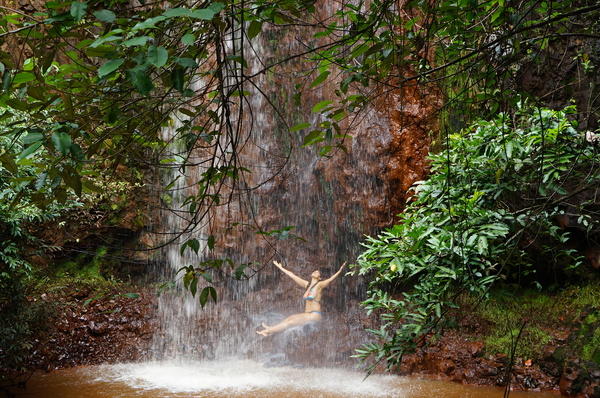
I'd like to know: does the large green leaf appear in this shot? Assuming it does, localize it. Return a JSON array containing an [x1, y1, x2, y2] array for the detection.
[[199, 286, 217, 307], [17, 141, 43, 160], [61, 169, 82, 196], [51, 132, 72, 156], [310, 71, 330, 88], [190, 9, 215, 20], [13, 72, 35, 85], [93, 9, 116, 22], [174, 57, 198, 68], [22, 131, 44, 144], [1, 71, 10, 92], [126, 68, 154, 94], [181, 34, 195, 45], [70, 1, 87, 22], [132, 16, 167, 31], [86, 45, 117, 57], [312, 100, 333, 113], [98, 58, 125, 78], [290, 122, 311, 131], [162, 7, 191, 17], [171, 68, 185, 92], [148, 45, 168, 68], [122, 36, 150, 47], [0, 153, 18, 174], [302, 130, 324, 146], [247, 20, 263, 39]]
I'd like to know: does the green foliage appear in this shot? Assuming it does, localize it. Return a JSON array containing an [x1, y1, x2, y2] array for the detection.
[[0, 296, 55, 373], [290, 0, 600, 148], [353, 103, 600, 372], [0, 116, 74, 373], [0, 0, 594, 210], [176, 264, 218, 307], [0, 118, 124, 373]]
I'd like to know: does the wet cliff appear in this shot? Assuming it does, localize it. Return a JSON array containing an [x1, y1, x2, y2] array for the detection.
[[143, 0, 440, 370]]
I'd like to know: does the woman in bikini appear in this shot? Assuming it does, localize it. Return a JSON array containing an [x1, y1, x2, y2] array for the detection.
[[256, 260, 346, 337]]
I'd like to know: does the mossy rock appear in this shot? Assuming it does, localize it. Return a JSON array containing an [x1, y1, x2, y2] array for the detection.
[[573, 306, 600, 365]]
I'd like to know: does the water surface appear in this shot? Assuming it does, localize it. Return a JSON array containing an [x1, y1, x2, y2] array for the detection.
[[24, 360, 559, 398]]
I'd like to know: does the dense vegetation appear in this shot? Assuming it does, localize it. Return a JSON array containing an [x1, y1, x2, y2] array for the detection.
[[0, 0, 599, 380], [354, 103, 600, 372]]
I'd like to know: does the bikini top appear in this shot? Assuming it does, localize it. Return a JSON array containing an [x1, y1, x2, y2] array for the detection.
[[303, 281, 320, 303]]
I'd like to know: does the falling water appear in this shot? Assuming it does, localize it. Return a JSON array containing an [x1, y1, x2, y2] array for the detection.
[[147, 0, 435, 380], [147, 33, 391, 369]]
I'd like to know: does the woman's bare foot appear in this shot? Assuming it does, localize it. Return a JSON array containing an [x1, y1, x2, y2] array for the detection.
[[257, 322, 270, 337]]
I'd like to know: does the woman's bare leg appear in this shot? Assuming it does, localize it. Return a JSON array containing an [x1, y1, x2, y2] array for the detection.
[[257, 312, 321, 337]]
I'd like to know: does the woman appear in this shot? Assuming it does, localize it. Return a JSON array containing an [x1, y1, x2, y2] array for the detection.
[[256, 260, 346, 337]]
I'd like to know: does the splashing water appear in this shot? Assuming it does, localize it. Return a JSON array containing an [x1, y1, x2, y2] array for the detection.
[[25, 360, 559, 398]]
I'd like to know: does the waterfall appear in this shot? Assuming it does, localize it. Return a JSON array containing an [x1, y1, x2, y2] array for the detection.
[[147, 2, 435, 369]]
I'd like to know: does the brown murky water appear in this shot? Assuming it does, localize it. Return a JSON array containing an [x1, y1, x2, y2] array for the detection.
[[22, 360, 559, 398]]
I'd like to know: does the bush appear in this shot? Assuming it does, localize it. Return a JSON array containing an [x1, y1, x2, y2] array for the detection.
[[353, 103, 600, 372]]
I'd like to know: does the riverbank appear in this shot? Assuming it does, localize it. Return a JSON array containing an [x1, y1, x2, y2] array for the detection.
[[400, 284, 600, 396], [6, 282, 600, 397]]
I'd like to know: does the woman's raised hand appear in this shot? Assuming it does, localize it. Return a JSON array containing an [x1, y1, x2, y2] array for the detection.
[[273, 260, 284, 269]]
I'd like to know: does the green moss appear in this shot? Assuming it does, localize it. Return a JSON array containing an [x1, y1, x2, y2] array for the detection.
[[485, 325, 552, 361], [34, 245, 127, 296], [556, 284, 600, 312], [56, 260, 103, 281], [578, 313, 600, 365], [465, 282, 600, 362]]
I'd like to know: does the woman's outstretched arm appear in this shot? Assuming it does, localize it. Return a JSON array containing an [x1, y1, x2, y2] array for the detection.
[[273, 260, 308, 288], [320, 261, 347, 288]]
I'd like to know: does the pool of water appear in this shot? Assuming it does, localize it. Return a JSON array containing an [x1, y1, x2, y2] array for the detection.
[[21, 360, 559, 398]]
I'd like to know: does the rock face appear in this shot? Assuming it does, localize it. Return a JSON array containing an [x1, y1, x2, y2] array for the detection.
[[26, 290, 157, 371], [551, 307, 600, 397], [143, 0, 440, 375]]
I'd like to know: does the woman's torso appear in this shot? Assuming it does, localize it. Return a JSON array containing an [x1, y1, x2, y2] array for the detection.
[[303, 282, 323, 312]]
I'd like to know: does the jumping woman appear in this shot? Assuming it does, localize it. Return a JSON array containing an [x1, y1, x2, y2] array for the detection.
[[256, 260, 346, 337]]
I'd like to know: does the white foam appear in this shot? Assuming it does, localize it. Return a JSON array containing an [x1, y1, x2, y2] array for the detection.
[[91, 360, 407, 397]]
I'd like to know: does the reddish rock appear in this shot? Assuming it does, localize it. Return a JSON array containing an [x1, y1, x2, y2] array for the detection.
[[24, 290, 157, 371]]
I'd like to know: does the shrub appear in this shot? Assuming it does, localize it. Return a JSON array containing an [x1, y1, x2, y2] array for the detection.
[[353, 103, 600, 372]]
